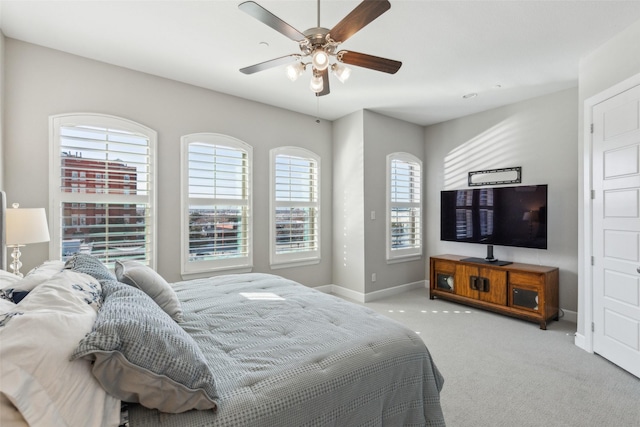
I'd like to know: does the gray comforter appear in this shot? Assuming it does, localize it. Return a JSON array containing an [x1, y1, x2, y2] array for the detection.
[[129, 273, 445, 426]]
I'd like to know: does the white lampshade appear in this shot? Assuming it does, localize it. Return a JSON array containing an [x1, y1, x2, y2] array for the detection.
[[6, 207, 50, 246]]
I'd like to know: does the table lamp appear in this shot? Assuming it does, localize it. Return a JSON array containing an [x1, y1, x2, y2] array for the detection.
[[5, 203, 50, 277]]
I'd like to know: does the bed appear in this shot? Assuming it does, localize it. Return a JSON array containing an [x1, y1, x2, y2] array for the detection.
[[0, 196, 445, 426]]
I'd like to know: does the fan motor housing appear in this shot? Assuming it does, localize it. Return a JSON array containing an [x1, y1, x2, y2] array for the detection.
[[303, 27, 330, 46]]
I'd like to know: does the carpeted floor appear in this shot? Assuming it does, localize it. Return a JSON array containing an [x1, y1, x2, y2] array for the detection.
[[342, 288, 640, 427]]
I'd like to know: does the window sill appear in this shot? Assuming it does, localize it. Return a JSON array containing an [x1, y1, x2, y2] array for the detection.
[[386, 255, 422, 264], [181, 265, 253, 281], [270, 258, 320, 270]]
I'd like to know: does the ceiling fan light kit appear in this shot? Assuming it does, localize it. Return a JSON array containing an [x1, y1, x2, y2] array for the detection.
[[239, 0, 402, 97]]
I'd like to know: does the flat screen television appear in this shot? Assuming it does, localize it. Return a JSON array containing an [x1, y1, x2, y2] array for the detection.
[[440, 184, 548, 251]]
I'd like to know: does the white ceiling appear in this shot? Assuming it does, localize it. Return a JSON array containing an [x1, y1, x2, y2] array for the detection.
[[2, 0, 640, 126]]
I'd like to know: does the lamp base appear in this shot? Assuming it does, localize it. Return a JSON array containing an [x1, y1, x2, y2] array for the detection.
[[8, 245, 25, 277]]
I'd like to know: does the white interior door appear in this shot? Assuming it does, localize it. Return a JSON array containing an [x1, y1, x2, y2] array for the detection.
[[592, 83, 640, 378]]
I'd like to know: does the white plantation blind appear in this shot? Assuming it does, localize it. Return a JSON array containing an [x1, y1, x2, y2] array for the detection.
[[387, 153, 422, 261], [271, 147, 320, 266], [50, 114, 156, 266], [182, 134, 252, 274]]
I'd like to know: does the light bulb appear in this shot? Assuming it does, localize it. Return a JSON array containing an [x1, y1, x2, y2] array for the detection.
[[311, 49, 329, 71], [286, 62, 305, 81], [309, 73, 323, 93], [331, 63, 351, 83]]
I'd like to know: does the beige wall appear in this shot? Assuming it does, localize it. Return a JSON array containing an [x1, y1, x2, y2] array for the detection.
[[332, 111, 366, 293], [363, 110, 425, 293], [576, 19, 640, 337], [3, 38, 333, 286], [332, 110, 426, 296], [424, 88, 579, 315]]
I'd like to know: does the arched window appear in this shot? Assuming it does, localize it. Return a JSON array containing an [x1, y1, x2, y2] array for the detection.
[[50, 113, 157, 266], [270, 147, 320, 267], [181, 133, 252, 275], [387, 152, 422, 261]]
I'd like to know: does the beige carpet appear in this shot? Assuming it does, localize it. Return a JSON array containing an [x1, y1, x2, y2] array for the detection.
[[342, 288, 640, 427]]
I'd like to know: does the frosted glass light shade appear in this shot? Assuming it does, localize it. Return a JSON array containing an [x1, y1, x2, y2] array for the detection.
[[309, 74, 324, 93], [311, 50, 329, 71], [286, 62, 305, 81], [332, 63, 351, 83]]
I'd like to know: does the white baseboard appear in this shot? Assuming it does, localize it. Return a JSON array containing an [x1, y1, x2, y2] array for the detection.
[[314, 280, 426, 303], [574, 333, 590, 352], [561, 308, 577, 324], [312, 284, 333, 294], [363, 280, 426, 302]]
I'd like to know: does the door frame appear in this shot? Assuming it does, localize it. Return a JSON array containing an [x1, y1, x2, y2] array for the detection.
[[580, 72, 640, 353]]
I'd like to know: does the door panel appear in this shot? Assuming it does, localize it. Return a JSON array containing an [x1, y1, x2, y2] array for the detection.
[[603, 144, 638, 177], [604, 188, 639, 217], [603, 230, 639, 261], [604, 310, 639, 351], [603, 269, 640, 305]]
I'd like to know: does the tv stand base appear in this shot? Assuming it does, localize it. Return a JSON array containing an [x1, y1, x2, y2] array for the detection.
[[430, 254, 559, 329], [461, 257, 512, 266]]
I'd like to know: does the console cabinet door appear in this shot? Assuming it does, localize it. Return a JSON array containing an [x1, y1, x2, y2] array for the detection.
[[456, 265, 507, 305], [478, 267, 508, 304], [432, 260, 457, 293], [508, 271, 545, 313]]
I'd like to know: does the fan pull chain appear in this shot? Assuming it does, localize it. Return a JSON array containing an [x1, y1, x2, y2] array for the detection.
[[315, 98, 321, 124]]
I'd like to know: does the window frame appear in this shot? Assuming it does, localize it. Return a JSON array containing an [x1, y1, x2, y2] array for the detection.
[[49, 113, 157, 267], [269, 146, 321, 268], [386, 152, 423, 262], [180, 133, 253, 277]]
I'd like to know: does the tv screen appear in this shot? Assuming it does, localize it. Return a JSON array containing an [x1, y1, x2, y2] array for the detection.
[[440, 185, 548, 250]]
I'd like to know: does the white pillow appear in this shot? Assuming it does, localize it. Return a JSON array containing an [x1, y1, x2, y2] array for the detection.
[[0, 271, 120, 427], [17, 260, 66, 291], [24, 270, 103, 312], [0, 261, 66, 293], [0, 269, 21, 291]]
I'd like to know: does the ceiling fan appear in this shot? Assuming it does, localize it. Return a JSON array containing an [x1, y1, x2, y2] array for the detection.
[[239, 0, 402, 96]]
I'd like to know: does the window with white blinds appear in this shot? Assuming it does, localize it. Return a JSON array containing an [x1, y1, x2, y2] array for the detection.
[[181, 134, 252, 275], [49, 114, 156, 267], [270, 147, 320, 267], [387, 153, 422, 261]]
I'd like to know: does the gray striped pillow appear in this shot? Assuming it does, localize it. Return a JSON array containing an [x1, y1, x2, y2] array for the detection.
[[71, 280, 218, 413]]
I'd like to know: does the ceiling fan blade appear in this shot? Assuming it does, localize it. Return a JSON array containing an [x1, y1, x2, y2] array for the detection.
[[338, 50, 401, 74], [316, 68, 330, 97], [329, 0, 391, 43], [239, 1, 306, 42], [240, 54, 300, 74]]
